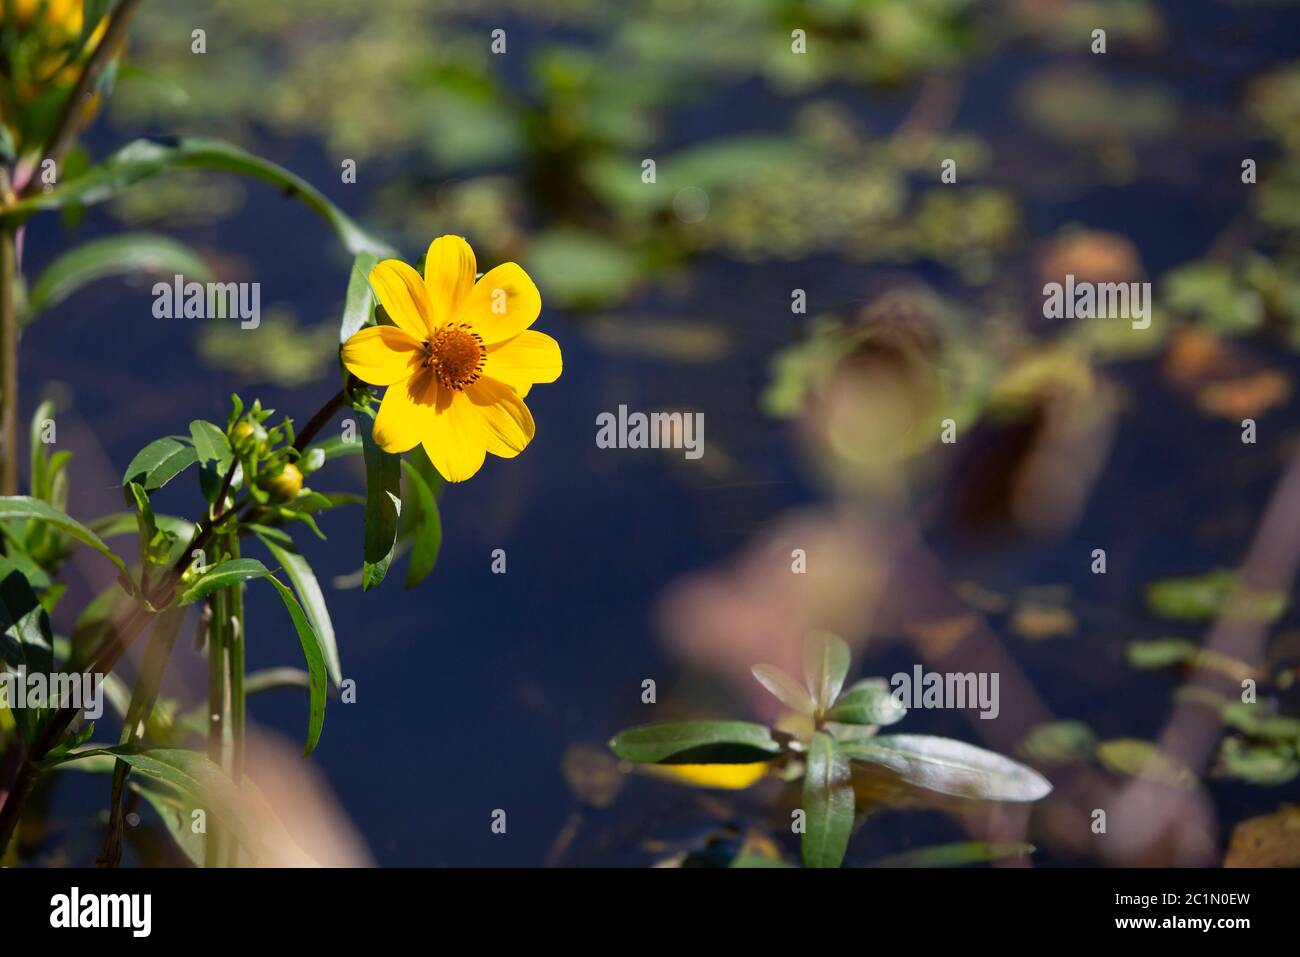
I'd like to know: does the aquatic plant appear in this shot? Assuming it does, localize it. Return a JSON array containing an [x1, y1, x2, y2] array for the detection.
[[610, 632, 1051, 868]]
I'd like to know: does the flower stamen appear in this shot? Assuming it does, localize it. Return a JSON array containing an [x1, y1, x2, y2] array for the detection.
[[423, 322, 486, 391]]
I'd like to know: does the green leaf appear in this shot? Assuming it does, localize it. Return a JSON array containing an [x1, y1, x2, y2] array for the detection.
[[173, 554, 327, 754], [1017, 720, 1098, 766], [25, 233, 212, 322], [400, 455, 442, 589], [843, 734, 1053, 802], [868, 841, 1035, 868], [751, 664, 814, 715], [0, 497, 129, 577], [825, 678, 906, 726], [2, 138, 395, 258], [178, 558, 268, 606], [188, 419, 233, 472], [1096, 739, 1196, 789], [122, 436, 197, 491], [361, 426, 401, 591], [1220, 702, 1300, 741], [0, 562, 55, 742], [1145, 569, 1287, 623], [609, 721, 782, 764], [29, 399, 55, 500], [802, 630, 851, 713], [304, 433, 363, 463], [47, 746, 261, 855], [802, 731, 854, 868], [263, 576, 327, 755], [252, 526, 341, 686], [339, 251, 380, 342]]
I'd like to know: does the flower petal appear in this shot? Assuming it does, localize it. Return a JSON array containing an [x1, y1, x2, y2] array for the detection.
[[370, 259, 434, 339], [341, 325, 424, 386], [424, 235, 477, 327], [372, 369, 439, 453], [461, 263, 541, 344], [466, 377, 535, 459], [482, 330, 562, 393], [421, 385, 488, 482]]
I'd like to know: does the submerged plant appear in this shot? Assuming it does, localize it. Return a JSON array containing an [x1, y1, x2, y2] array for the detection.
[[609, 632, 1052, 868]]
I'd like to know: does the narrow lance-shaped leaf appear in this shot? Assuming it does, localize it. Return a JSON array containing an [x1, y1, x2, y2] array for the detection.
[[43, 746, 261, 856], [842, 734, 1053, 802], [609, 721, 782, 764], [178, 558, 268, 606], [361, 425, 401, 591], [338, 251, 379, 342], [2, 137, 395, 258], [802, 731, 854, 869], [0, 497, 129, 577], [252, 526, 341, 686], [400, 455, 442, 590], [25, 233, 212, 323], [263, 576, 328, 755]]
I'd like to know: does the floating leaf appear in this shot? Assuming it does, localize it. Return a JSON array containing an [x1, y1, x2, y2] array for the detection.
[[1017, 720, 1098, 766], [1225, 804, 1300, 867], [1097, 739, 1196, 789]]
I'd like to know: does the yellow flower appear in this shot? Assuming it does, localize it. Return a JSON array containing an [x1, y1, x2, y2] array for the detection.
[[341, 236, 561, 482]]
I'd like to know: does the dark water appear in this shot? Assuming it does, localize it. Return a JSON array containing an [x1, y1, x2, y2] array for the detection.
[[17, 0, 1300, 865]]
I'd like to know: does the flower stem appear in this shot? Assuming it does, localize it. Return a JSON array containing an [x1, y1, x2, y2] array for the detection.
[[0, 384, 353, 860], [0, 222, 17, 497], [20, 0, 142, 197]]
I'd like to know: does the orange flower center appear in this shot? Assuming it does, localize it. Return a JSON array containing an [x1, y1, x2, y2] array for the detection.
[[423, 323, 486, 391]]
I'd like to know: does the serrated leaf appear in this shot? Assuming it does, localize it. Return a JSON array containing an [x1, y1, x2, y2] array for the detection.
[[188, 419, 233, 472], [843, 734, 1053, 802], [609, 721, 782, 764], [802, 731, 854, 868], [122, 436, 197, 491]]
